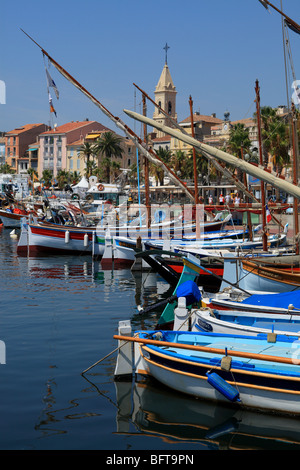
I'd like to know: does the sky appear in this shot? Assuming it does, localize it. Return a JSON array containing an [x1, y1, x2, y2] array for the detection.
[[1, 0, 299, 136]]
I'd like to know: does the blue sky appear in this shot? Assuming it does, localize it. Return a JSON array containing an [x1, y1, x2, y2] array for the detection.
[[1, 0, 299, 135]]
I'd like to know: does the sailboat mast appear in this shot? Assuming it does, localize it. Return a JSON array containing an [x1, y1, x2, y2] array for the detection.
[[255, 79, 268, 251], [142, 93, 151, 228]]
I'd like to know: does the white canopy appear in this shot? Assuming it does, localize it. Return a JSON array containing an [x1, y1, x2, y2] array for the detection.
[[72, 177, 89, 189]]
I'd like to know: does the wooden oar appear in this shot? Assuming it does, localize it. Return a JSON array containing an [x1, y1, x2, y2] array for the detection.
[[113, 334, 300, 366]]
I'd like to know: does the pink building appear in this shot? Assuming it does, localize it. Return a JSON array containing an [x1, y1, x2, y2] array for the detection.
[[38, 120, 110, 177], [5, 123, 49, 173]]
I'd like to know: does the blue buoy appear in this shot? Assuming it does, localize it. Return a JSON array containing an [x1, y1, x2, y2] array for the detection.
[[206, 372, 240, 402]]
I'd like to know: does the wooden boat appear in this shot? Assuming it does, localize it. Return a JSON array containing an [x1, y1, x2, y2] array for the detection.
[[0, 207, 34, 228], [144, 230, 287, 252], [114, 328, 300, 415], [202, 290, 300, 314], [17, 221, 100, 256], [192, 308, 300, 337], [239, 258, 300, 292]]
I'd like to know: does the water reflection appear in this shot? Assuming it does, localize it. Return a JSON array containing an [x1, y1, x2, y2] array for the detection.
[[113, 378, 300, 450]]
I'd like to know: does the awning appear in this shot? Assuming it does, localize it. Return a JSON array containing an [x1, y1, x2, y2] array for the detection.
[[29, 148, 38, 151], [85, 134, 100, 139]]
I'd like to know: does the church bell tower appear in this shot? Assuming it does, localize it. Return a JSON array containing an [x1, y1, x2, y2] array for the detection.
[[153, 43, 177, 137]]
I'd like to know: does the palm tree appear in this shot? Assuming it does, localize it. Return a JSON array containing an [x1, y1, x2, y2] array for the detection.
[[57, 169, 70, 189], [0, 163, 15, 174], [151, 147, 172, 186], [228, 123, 251, 180], [253, 106, 290, 168], [94, 131, 123, 183], [78, 142, 96, 179], [170, 150, 187, 177], [42, 169, 53, 187]]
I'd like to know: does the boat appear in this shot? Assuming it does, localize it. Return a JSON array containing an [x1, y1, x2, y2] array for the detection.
[[192, 307, 300, 338], [135, 248, 223, 291], [0, 208, 30, 228], [202, 289, 300, 314], [114, 327, 300, 415], [237, 258, 300, 293], [17, 220, 100, 257]]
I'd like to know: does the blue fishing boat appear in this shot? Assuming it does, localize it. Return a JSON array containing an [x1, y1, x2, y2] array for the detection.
[[114, 329, 300, 415]]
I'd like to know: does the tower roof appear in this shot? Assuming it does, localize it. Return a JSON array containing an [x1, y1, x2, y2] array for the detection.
[[155, 64, 176, 93]]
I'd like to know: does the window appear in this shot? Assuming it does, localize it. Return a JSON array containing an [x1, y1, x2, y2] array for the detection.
[[168, 101, 172, 115]]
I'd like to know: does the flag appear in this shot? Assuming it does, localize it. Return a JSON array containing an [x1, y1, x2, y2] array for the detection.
[[48, 92, 57, 117], [45, 68, 59, 99], [266, 204, 271, 223]]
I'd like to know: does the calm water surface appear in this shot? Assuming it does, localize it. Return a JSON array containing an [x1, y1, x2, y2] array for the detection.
[[0, 228, 300, 451]]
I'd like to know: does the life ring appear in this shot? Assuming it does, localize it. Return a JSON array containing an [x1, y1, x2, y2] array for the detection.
[[72, 193, 80, 200], [98, 184, 104, 191]]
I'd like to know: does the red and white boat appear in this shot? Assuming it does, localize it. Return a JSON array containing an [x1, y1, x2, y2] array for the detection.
[[17, 221, 102, 257]]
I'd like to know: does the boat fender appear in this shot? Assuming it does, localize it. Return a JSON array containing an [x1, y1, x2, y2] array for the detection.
[[72, 194, 80, 200], [206, 372, 240, 402], [65, 230, 70, 244], [84, 233, 89, 247], [98, 184, 104, 191], [196, 317, 213, 332]]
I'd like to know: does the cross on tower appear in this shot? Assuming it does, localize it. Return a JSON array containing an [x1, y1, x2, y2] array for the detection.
[[163, 43, 170, 64]]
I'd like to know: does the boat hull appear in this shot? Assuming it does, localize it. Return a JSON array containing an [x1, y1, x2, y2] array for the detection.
[[135, 330, 300, 415], [17, 222, 101, 256], [240, 260, 300, 292]]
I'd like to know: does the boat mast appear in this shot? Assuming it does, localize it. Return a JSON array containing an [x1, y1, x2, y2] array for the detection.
[[255, 79, 268, 251], [189, 96, 200, 238], [292, 101, 299, 253], [142, 93, 151, 228]]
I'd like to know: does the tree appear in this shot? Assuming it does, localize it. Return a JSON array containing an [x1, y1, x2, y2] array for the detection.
[[78, 142, 96, 179], [228, 123, 251, 180], [228, 123, 251, 157], [151, 147, 172, 186], [42, 169, 53, 187], [94, 131, 123, 183], [253, 106, 290, 170], [57, 169, 70, 189], [0, 163, 15, 174]]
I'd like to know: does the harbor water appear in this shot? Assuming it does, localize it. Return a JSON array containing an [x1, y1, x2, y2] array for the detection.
[[1, 223, 300, 452]]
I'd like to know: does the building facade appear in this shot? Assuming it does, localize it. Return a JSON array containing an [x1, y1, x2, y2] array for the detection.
[[38, 121, 109, 178], [5, 123, 49, 174]]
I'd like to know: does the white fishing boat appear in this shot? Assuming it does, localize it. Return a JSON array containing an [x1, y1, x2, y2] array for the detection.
[[192, 307, 300, 338]]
